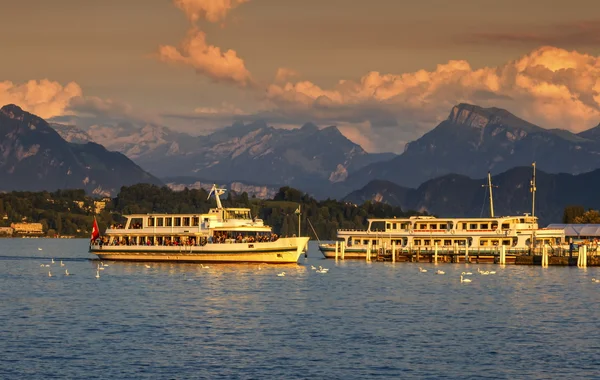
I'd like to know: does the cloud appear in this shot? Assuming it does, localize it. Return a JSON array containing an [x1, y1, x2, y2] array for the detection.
[[0, 79, 82, 119], [275, 68, 299, 83], [68, 96, 133, 117], [173, 0, 249, 23], [464, 20, 600, 48], [158, 28, 253, 87], [262, 46, 600, 153]]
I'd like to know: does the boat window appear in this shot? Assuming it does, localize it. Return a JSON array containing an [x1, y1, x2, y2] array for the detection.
[[491, 223, 498, 229], [157, 218, 163, 227], [363, 240, 369, 244], [392, 223, 397, 230], [183, 217, 190, 227], [386, 223, 391, 230], [174, 217, 181, 227], [444, 239, 451, 246], [502, 240, 511, 246], [354, 239, 360, 245], [424, 239, 430, 246], [148, 217, 154, 227], [462, 223, 467, 229], [401, 223, 410, 229], [370, 221, 385, 231], [165, 218, 172, 227], [480, 239, 487, 246], [419, 223, 427, 229], [502, 223, 510, 229], [129, 218, 143, 229], [430, 224, 437, 230], [520, 219, 525, 223], [192, 217, 199, 226], [439, 223, 447, 230], [480, 223, 488, 229], [414, 239, 421, 246], [434, 239, 441, 246], [469, 223, 477, 229]]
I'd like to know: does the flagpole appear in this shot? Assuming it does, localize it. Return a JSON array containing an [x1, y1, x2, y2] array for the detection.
[[298, 205, 301, 237]]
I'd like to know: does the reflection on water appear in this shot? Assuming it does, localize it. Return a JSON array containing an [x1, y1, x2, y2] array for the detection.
[[1, 238, 599, 379]]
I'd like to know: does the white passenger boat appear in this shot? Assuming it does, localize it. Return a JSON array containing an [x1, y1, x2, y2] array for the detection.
[[319, 168, 565, 258], [318, 214, 565, 258], [89, 185, 309, 263]]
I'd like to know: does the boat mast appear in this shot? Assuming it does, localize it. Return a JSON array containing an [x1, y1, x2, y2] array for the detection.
[[482, 171, 497, 217], [530, 162, 536, 217], [208, 184, 226, 209]]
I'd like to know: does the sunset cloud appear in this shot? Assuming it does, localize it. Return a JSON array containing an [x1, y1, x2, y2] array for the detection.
[[263, 46, 600, 152], [0, 79, 82, 119], [158, 28, 253, 87], [173, 0, 249, 23]]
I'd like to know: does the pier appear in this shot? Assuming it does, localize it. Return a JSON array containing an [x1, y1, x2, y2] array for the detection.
[[331, 241, 600, 266]]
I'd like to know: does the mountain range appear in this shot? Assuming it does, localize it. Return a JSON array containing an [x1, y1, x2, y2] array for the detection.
[[338, 103, 600, 195], [51, 119, 395, 196], [344, 166, 600, 225], [0, 105, 162, 196]]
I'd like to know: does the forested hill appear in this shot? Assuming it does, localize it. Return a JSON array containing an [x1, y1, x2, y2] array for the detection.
[[0, 184, 424, 240]]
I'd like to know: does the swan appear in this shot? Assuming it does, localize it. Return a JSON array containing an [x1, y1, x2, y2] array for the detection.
[[318, 266, 329, 272], [277, 272, 286, 277], [97, 264, 105, 271], [65, 269, 70, 276], [51, 258, 55, 264], [145, 265, 151, 269], [461, 271, 472, 275], [200, 264, 210, 269], [592, 278, 600, 283], [489, 271, 496, 275], [436, 270, 445, 275], [419, 267, 427, 273], [480, 271, 490, 275], [60, 261, 65, 267], [460, 275, 471, 283], [310, 265, 317, 270], [38, 248, 43, 251], [40, 264, 45, 267], [258, 266, 262, 270], [48, 271, 52, 277], [95, 270, 100, 279]]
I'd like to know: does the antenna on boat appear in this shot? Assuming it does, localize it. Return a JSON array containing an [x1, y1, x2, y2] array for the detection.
[[207, 184, 226, 209], [530, 162, 536, 217], [482, 171, 498, 217]]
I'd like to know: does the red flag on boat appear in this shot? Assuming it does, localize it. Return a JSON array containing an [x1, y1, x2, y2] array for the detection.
[[91, 217, 100, 242]]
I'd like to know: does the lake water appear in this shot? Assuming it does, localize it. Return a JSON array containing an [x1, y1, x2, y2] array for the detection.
[[1, 238, 599, 379]]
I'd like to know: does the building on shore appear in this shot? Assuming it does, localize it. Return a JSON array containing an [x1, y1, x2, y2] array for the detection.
[[0, 227, 14, 236], [10, 222, 44, 235]]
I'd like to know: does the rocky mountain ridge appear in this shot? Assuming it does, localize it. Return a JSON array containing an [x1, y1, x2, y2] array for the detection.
[[0, 104, 162, 196]]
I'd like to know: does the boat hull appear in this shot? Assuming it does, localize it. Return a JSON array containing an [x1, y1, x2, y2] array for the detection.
[[90, 237, 309, 264], [319, 244, 368, 259]]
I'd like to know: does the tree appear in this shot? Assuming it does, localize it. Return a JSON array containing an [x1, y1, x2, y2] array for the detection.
[[563, 205, 585, 223], [573, 209, 600, 224]]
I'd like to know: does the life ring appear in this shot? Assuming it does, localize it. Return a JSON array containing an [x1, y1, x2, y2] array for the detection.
[[496, 229, 502, 234], [451, 230, 455, 235], [409, 230, 414, 235]]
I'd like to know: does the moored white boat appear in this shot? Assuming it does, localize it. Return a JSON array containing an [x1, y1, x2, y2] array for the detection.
[[319, 168, 565, 258], [89, 185, 309, 263]]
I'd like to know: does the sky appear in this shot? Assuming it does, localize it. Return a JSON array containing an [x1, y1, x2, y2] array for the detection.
[[1, 0, 600, 153]]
